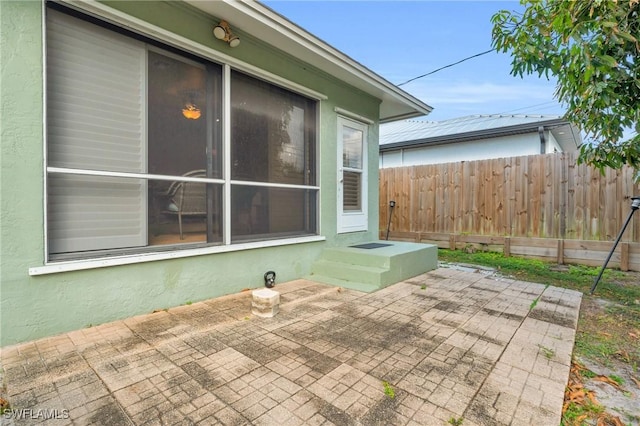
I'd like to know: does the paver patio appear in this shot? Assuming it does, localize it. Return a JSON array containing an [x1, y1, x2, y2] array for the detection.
[[0, 268, 582, 425]]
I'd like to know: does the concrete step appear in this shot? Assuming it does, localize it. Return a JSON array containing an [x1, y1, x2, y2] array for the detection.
[[309, 241, 438, 293], [319, 247, 392, 268], [303, 273, 381, 293], [310, 259, 389, 285]]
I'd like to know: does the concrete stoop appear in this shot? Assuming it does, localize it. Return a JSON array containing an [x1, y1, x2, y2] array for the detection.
[[307, 240, 438, 292]]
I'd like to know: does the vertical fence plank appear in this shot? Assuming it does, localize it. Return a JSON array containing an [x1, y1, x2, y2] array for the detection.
[[414, 165, 426, 232], [516, 156, 528, 236], [573, 153, 586, 240], [603, 167, 617, 240], [503, 157, 514, 236], [452, 162, 463, 234], [627, 168, 640, 241], [379, 168, 389, 233], [588, 164, 601, 239], [559, 152, 568, 239], [528, 155, 541, 237]]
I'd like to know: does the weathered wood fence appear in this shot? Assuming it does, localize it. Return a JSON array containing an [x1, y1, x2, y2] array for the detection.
[[379, 152, 640, 271]]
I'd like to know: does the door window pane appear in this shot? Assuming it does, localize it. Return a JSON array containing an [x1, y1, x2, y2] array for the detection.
[[343, 126, 363, 169]]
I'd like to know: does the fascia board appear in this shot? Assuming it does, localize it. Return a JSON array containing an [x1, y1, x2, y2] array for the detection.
[[185, 0, 433, 120]]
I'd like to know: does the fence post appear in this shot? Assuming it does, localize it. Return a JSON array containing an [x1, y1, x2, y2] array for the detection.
[[449, 234, 456, 250], [621, 242, 630, 272], [557, 239, 564, 265], [504, 237, 511, 257]]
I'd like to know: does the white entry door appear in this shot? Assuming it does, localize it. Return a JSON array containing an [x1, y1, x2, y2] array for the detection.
[[337, 116, 368, 233]]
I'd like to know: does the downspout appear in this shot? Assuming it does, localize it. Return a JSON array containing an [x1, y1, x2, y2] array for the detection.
[[538, 126, 546, 154]]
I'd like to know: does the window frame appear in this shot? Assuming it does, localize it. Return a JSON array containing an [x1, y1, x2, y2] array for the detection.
[[37, 2, 326, 274]]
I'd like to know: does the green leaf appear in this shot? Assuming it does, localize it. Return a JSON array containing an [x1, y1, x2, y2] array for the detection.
[[598, 55, 618, 67], [616, 31, 637, 43]]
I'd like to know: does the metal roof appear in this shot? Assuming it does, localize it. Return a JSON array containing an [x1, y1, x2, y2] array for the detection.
[[380, 114, 582, 152], [185, 0, 433, 122]]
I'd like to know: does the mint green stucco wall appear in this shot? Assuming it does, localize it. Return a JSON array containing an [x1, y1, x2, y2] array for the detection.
[[0, 1, 382, 345]]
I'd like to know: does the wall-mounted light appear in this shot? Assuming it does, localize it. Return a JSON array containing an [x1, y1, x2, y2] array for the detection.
[[182, 103, 201, 120], [213, 20, 240, 47]]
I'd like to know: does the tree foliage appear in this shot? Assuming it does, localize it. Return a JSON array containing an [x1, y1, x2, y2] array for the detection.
[[491, 0, 640, 181]]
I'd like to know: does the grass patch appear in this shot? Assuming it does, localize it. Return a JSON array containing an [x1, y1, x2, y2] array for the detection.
[[608, 375, 624, 386], [530, 297, 539, 310], [438, 249, 640, 305], [561, 400, 604, 425], [575, 302, 640, 367], [538, 345, 555, 360], [529, 285, 549, 311], [382, 381, 395, 399]]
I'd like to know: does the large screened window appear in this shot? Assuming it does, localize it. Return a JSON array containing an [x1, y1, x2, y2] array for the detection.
[[230, 71, 317, 242], [46, 8, 318, 260]]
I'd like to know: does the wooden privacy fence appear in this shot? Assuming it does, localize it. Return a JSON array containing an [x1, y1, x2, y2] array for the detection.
[[379, 152, 640, 271]]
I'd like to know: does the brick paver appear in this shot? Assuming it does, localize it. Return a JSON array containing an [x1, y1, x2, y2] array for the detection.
[[0, 268, 581, 425]]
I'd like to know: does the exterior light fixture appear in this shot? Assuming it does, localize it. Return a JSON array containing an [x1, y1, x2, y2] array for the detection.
[[182, 103, 201, 120], [213, 20, 240, 47]]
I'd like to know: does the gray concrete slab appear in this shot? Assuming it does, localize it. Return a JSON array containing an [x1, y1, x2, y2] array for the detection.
[[0, 269, 581, 425]]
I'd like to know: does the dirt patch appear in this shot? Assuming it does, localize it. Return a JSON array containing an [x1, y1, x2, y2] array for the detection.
[[581, 359, 640, 426], [482, 308, 525, 322], [433, 300, 463, 313], [569, 297, 640, 425], [528, 308, 575, 328]]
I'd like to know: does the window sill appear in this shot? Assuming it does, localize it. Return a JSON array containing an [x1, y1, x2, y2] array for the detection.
[[29, 235, 326, 276]]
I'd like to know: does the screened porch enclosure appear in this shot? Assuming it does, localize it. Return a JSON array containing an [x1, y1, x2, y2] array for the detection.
[[46, 7, 318, 259]]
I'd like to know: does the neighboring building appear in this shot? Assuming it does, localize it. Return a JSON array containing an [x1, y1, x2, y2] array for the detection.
[[0, 0, 434, 345], [379, 114, 581, 168]]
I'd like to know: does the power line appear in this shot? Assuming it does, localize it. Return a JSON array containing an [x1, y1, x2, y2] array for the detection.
[[497, 101, 561, 115], [397, 48, 495, 87]]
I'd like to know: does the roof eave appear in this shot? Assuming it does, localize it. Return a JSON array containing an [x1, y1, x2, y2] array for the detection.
[[185, 0, 432, 121], [380, 118, 572, 152]]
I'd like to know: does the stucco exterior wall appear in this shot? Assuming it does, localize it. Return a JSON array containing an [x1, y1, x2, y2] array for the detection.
[[0, 1, 382, 345], [379, 133, 541, 168]]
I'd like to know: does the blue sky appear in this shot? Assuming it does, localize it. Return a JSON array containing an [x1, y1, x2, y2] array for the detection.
[[263, 1, 565, 121]]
